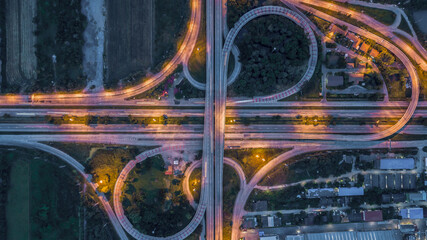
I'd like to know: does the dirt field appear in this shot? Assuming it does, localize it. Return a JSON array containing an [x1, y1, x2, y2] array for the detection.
[[105, 0, 154, 89], [5, 0, 36, 92]]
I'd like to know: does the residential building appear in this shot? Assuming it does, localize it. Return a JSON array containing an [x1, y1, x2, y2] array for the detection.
[[346, 32, 359, 43], [346, 62, 355, 69], [401, 208, 424, 219], [285, 236, 304, 240], [261, 215, 281, 228], [362, 210, 383, 222], [370, 49, 380, 58], [338, 187, 364, 197], [165, 165, 173, 175], [349, 73, 364, 85], [307, 188, 335, 198], [260, 236, 279, 240], [407, 191, 426, 202], [242, 217, 257, 229], [359, 42, 370, 53], [377, 158, 415, 170], [399, 224, 416, 234], [330, 24, 348, 36]]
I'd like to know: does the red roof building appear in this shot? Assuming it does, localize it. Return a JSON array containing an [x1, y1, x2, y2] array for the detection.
[[363, 210, 383, 222], [359, 42, 370, 53], [370, 49, 380, 58], [165, 165, 173, 175]]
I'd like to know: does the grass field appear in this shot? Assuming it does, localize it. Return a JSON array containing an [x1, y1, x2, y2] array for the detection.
[[105, 0, 154, 88], [4, 0, 37, 93], [398, 18, 412, 34], [259, 151, 353, 186], [325, 0, 396, 26], [6, 158, 30, 240], [224, 148, 291, 181]]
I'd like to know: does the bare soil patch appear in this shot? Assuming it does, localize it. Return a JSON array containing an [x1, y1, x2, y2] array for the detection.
[[4, 0, 37, 93], [105, 0, 154, 89]]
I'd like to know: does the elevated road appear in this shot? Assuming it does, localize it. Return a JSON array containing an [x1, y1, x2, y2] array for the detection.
[[2, 123, 427, 135], [205, 0, 215, 238]]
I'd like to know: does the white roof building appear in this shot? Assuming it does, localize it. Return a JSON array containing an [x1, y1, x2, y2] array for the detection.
[[379, 158, 414, 170]]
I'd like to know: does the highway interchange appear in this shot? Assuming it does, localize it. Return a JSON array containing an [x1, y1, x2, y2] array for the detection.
[[1, 0, 427, 239]]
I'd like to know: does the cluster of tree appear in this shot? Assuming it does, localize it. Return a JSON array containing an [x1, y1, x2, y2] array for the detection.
[[227, 0, 260, 27], [248, 185, 320, 210], [223, 165, 240, 239], [87, 148, 134, 194], [32, 0, 87, 93], [231, 16, 310, 97], [0, 152, 11, 239], [123, 156, 195, 237], [306, 13, 331, 34], [175, 79, 205, 100], [83, 192, 117, 240], [362, 72, 382, 90], [30, 156, 80, 240]]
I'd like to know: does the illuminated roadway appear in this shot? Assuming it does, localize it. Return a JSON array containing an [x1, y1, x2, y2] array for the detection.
[[0, 1, 425, 239], [272, 2, 420, 141]]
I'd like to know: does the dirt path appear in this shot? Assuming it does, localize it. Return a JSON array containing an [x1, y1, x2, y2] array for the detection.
[[82, 0, 106, 93]]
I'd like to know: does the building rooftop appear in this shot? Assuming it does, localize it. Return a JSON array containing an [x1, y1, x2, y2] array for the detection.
[[359, 42, 370, 53], [330, 24, 348, 36], [370, 49, 380, 58], [379, 158, 414, 170], [407, 191, 426, 202], [338, 187, 364, 197], [363, 210, 383, 222], [346, 32, 359, 43], [304, 230, 401, 240], [349, 73, 364, 84], [401, 208, 424, 219], [307, 188, 335, 198], [347, 62, 355, 69]]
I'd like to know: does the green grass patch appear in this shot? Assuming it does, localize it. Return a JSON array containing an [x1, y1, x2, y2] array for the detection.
[[153, 0, 191, 72], [325, 0, 396, 26], [33, 0, 87, 93], [224, 148, 291, 181], [247, 186, 320, 211], [398, 18, 412, 34], [6, 158, 30, 240], [259, 151, 352, 186]]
